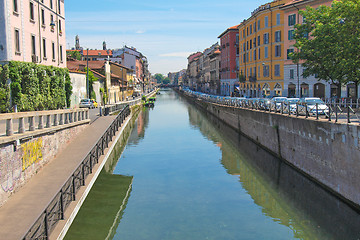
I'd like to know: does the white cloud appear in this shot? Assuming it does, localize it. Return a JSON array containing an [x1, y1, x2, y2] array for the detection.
[[159, 52, 193, 58], [136, 30, 145, 34]]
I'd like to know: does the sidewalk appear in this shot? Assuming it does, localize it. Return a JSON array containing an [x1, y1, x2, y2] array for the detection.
[[0, 115, 117, 239]]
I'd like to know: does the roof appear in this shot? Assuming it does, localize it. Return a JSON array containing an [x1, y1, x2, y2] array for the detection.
[[81, 49, 112, 57], [67, 60, 106, 71], [281, 0, 307, 8], [109, 61, 133, 72], [218, 24, 240, 38], [188, 52, 202, 62]]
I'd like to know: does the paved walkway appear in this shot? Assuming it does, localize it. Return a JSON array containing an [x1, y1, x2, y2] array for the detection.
[[0, 115, 117, 240]]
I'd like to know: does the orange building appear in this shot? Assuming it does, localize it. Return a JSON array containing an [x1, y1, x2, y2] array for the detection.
[[238, 0, 290, 97]]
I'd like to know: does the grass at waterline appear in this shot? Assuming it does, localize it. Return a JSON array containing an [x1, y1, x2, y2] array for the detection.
[[64, 171, 133, 240]]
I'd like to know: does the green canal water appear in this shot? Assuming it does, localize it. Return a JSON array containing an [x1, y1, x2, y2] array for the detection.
[[65, 89, 360, 240]]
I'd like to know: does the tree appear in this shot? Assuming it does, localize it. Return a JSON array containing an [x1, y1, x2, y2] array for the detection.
[[154, 73, 164, 84], [162, 77, 171, 85], [67, 50, 82, 60], [84, 67, 98, 99], [291, 0, 360, 98]]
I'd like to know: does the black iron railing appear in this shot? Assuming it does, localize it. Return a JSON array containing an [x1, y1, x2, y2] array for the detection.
[[184, 90, 360, 125], [22, 105, 131, 240]]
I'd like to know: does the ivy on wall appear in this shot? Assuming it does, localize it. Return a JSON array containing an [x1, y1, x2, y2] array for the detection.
[[0, 61, 72, 112]]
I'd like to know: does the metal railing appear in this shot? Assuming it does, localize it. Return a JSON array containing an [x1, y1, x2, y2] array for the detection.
[[104, 89, 157, 115], [22, 105, 131, 240], [184, 90, 360, 124]]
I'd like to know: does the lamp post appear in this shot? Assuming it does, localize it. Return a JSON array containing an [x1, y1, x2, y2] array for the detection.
[[86, 48, 89, 99]]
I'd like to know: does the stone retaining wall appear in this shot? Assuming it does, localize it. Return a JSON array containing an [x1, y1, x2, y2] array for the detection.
[[186, 94, 360, 208], [0, 124, 88, 206]]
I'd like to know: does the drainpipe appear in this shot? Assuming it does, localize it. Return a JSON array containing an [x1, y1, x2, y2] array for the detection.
[[293, 4, 300, 97], [38, 1, 42, 63], [270, 7, 273, 96]]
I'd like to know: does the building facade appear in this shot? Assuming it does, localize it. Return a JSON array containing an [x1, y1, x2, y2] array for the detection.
[[281, 0, 342, 98], [218, 25, 239, 96], [239, 0, 288, 97], [0, 0, 66, 67]]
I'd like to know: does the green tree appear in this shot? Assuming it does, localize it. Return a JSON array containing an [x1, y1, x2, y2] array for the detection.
[[162, 77, 171, 85], [67, 50, 82, 60], [154, 73, 164, 84], [291, 0, 360, 97], [84, 67, 98, 99]]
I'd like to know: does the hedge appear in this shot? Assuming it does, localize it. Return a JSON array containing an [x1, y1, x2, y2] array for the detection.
[[0, 61, 72, 112]]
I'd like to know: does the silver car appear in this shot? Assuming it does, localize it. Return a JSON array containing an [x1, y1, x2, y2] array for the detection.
[[79, 99, 94, 109], [298, 97, 329, 116]]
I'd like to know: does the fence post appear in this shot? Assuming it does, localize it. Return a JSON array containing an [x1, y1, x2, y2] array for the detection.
[[316, 103, 319, 120], [46, 115, 51, 128], [347, 106, 351, 123], [29, 116, 35, 131], [19, 117, 25, 133], [44, 210, 49, 240], [60, 190, 64, 220], [6, 119, 13, 136], [72, 175, 76, 201], [38, 115, 44, 130]]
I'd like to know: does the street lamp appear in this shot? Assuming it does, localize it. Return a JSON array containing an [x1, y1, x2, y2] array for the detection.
[[86, 48, 89, 99]]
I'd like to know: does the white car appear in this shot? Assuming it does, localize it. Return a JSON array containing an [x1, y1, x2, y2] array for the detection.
[[271, 97, 288, 112], [283, 98, 300, 114], [79, 99, 94, 109], [298, 98, 329, 116]]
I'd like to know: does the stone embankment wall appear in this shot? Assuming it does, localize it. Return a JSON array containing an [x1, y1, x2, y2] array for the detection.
[[186, 94, 360, 208], [0, 124, 88, 206]]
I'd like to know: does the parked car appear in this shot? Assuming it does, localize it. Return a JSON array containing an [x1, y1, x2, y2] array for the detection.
[[283, 98, 300, 114], [298, 97, 329, 116], [271, 97, 288, 112], [90, 99, 98, 108], [79, 99, 94, 109]]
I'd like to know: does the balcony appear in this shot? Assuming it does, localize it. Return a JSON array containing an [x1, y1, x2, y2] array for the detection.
[[249, 76, 257, 82]]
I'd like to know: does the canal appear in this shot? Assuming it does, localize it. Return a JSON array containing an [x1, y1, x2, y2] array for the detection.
[[65, 89, 360, 240]]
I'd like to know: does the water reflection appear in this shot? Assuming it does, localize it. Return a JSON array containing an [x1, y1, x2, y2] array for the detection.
[[64, 110, 151, 240], [187, 99, 360, 240]]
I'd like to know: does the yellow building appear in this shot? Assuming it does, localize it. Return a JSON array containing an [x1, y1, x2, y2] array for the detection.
[[238, 0, 290, 97]]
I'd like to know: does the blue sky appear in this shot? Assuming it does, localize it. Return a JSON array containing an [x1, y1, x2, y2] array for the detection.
[[65, 0, 268, 75]]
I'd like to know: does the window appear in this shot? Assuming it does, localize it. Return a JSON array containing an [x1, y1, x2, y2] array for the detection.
[[287, 49, 294, 59], [52, 42, 55, 60], [15, 29, 20, 53], [50, 0, 53, 9], [30, 2, 34, 21], [43, 38, 47, 59], [60, 45, 63, 62], [264, 16, 268, 28], [264, 46, 268, 58], [275, 31, 281, 42], [58, 0, 61, 14], [254, 67, 256, 77], [257, 20, 260, 30], [263, 65, 269, 77], [247, 27, 249, 36], [253, 50, 256, 61], [258, 66, 260, 77], [41, 9, 45, 26], [253, 37, 256, 47], [276, 13, 281, 25], [243, 43, 245, 52], [59, 20, 62, 33], [290, 69, 294, 79], [31, 35, 36, 56], [254, 22, 256, 32], [247, 41, 249, 50], [249, 39, 252, 49], [243, 54, 246, 63], [288, 30, 295, 40], [250, 25, 252, 34], [275, 45, 281, 57], [258, 36, 260, 46], [275, 64, 280, 76], [288, 14, 296, 26], [258, 48, 261, 59], [263, 33, 269, 44], [13, 0, 18, 13]]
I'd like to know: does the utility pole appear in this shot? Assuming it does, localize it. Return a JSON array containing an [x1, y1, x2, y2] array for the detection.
[[86, 48, 89, 99]]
